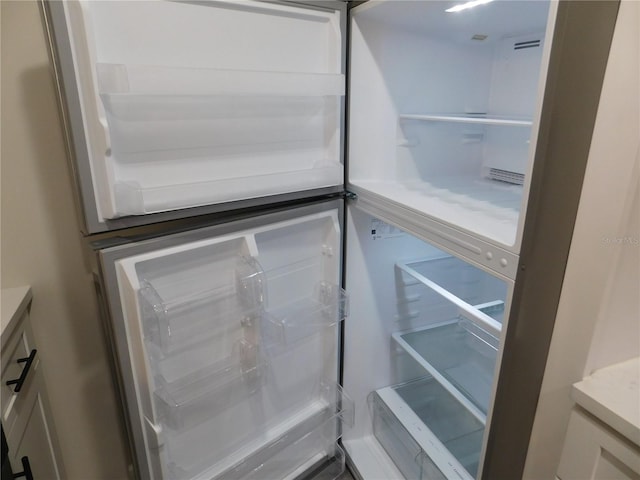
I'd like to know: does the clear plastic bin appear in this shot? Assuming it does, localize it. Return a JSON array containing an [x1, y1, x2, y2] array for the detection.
[[265, 282, 349, 346], [138, 255, 266, 355]]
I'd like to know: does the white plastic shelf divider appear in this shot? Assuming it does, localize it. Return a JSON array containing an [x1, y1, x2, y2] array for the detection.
[[399, 113, 532, 127]]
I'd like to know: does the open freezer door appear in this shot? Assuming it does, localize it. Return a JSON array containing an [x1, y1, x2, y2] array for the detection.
[[45, 0, 345, 233], [97, 201, 352, 480]]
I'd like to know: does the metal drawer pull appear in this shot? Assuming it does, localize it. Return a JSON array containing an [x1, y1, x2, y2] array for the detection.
[[13, 456, 33, 480], [6, 349, 37, 393]]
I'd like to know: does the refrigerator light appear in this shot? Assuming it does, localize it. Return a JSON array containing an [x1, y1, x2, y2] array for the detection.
[[446, 0, 494, 13]]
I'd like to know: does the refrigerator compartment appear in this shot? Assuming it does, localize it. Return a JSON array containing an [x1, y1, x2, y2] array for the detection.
[[138, 255, 266, 355], [153, 340, 266, 431], [393, 318, 498, 419], [163, 380, 353, 479], [396, 256, 506, 337], [96, 63, 344, 218], [265, 282, 348, 346], [370, 378, 484, 480]]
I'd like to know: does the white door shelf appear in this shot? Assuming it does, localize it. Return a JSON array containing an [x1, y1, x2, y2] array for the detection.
[[98, 64, 345, 97], [98, 64, 345, 218], [399, 114, 532, 127]]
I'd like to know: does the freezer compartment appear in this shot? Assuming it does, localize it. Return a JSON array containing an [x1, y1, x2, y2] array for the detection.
[[265, 282, 348, 346], [349, 1, 552, 248], [161, 380, 353, 480], [138, 254, 266, 355], [370, 379, 484, 480], [393, 318, 498, 419]]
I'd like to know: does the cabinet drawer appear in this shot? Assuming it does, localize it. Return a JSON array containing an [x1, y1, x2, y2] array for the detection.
[[1, 317, 37, 435]]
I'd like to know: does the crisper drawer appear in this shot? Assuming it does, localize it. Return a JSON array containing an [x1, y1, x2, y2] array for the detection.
[[370, 380, 483, 480]]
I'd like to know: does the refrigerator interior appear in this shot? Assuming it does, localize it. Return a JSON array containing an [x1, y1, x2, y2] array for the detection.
[[343, 205, 512, 480], [348, 0, 553, 249], [59, 0, 344, 221], [109, 207, 352, 480]]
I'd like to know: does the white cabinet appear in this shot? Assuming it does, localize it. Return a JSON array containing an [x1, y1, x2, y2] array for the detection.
[[557, 358, 640, 480], [1, 287, 65, 479]]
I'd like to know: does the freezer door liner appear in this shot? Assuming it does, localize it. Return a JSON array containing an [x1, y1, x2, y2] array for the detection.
[[51, 0, 344, 224], [108, 208, 350, 480]]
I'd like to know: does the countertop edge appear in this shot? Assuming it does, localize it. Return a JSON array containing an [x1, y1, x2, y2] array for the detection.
[[571, 357, 640, 447], [1, 286, 33, 348]]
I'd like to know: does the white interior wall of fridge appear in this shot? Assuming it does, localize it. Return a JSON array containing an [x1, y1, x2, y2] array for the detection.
[[348, 0, 553, 250], [61, 0, 344, 221], [112, 209, 351, 480], [343, 205, 513, 480]]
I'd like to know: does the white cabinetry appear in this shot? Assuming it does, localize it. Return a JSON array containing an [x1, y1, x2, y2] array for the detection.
[[557, 358, 640, 480], [1, 286, 65, 479]]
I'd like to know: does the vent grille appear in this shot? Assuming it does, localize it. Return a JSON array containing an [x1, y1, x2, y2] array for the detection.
[[489, 168, 525, 185], [514, 39, 541, 50]]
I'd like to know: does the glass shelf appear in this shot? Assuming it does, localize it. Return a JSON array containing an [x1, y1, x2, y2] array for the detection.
[[393, 318, 498, 420], [399, 113, 532, 127], [396, 257, 505, 338]]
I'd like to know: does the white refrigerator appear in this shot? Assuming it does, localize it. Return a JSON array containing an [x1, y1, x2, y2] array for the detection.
[[43, 1, 620, 479]]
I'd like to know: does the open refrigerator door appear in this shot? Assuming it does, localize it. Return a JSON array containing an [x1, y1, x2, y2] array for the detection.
[[98, 202, 352, 480]]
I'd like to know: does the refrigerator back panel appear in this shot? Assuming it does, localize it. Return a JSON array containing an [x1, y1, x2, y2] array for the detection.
[[51, 0, 344, 225], [102, 205, 351, 480], [348, 0, 553, 251]]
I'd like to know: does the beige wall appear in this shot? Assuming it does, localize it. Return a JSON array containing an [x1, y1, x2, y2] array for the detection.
[[1, 1, 129, 478]]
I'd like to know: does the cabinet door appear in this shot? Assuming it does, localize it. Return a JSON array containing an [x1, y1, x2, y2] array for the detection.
[[45, 0, 345, 233], [558, 409, 640, 480], [99, 200, 351, 480], [7, 367, 64, 480]]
